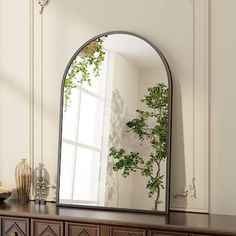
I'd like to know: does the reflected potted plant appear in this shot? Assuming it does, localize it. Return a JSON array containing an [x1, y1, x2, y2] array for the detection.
[[109, 83, 168, 210]]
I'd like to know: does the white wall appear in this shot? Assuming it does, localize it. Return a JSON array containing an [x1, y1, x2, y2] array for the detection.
[[210, 0, 236, 215], [1, 0, 236, 215], [0, 0, 31, 187]]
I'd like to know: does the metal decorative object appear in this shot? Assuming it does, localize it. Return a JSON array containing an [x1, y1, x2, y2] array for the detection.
[[15, 159, 31, 204], [173, 178, 197, 198], [38, 0, 49, 14], [34, 163, 47, 204]]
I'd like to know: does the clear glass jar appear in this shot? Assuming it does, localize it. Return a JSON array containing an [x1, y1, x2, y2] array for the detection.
[[34, 163, 47, 204]]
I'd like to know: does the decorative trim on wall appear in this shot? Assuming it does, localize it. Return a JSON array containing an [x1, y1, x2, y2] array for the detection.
[[173, 178, 197, 198], [38, 0, 49, 14], [173, 0, 197, 201], [40, 12, 44, 164], [170, 0, 210, 213], [29, 0, 210, 207], [29, 0, 35, 194], [33, 0, 55, 201]]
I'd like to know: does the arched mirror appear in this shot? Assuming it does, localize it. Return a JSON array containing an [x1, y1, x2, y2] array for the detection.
[[57, 32, 172, 214]]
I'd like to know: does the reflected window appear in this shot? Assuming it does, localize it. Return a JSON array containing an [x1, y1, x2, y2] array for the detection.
[[60, 52, 111, 205]]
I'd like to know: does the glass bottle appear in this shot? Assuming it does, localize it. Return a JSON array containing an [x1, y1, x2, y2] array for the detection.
[[34, 163, 47, 204]]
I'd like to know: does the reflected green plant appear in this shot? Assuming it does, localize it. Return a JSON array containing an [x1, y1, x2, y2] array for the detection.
[[64, 38, 106, 111], [109, 83, 168, 210]]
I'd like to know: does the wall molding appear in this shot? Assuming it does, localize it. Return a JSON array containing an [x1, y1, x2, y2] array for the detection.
[[29, 0, 210, 207], [38, 0, 49, 14], [173, 177, 197, 199], [29, 0, 35, 196], [170, 0, 210, 213], [33, 0, 56, 201]]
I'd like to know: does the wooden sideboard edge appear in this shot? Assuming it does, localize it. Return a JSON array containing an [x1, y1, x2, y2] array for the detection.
[[0, 210, 236, 236]]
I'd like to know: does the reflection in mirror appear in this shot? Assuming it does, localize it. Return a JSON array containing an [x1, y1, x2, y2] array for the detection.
[[58, 32, 172, 214]]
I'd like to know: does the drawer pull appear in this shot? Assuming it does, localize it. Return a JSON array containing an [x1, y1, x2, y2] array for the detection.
[[11, 233, 18, 236]]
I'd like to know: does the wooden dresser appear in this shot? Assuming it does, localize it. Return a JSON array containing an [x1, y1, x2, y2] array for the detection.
[[0, 200, 236, 236]]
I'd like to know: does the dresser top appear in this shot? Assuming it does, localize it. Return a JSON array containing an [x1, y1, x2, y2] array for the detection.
[[0, 200, 236, 235]]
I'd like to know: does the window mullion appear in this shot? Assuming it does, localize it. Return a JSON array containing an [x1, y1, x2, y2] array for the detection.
[[71, 89, 82, 200]]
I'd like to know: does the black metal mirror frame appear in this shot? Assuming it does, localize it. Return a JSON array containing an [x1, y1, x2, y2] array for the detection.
[[56, 31, 173, 214]]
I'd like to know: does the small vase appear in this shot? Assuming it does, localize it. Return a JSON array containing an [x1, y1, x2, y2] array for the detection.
[[15, 158, 31, 204]]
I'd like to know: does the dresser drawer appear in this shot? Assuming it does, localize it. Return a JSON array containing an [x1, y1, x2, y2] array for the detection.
[[31, 219, 63, 236], [65, 222, 99, 236], [1, 216, 29, 236], [148, 230, 188, 236], [110, 226, 146, 236]]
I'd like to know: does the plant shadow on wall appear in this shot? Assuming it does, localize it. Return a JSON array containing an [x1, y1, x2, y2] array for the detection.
[[105, 89, 139, 207], [109, 84, 168, 211]]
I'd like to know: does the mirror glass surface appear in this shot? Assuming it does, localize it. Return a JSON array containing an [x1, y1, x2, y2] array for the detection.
[[58, 32, 172, 213]]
